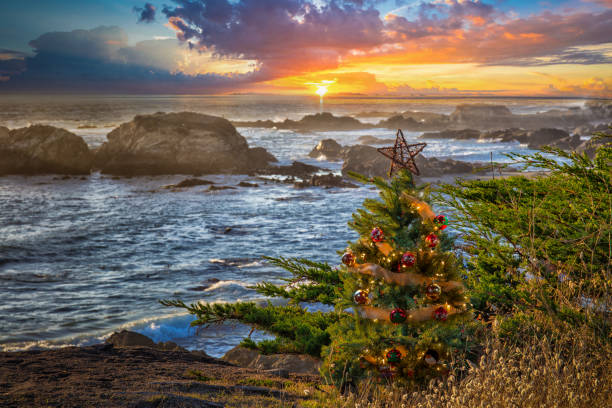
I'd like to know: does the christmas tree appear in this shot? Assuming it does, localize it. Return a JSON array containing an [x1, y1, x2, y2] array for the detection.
[[162, 131, 474, 388], [322, 168, 472, 387]]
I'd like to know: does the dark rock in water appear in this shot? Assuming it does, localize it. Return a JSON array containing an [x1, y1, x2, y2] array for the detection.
[[237, 181, 259, 187], [341, 144, 479, 178], [482, 128, 529, 143], [257, 161, 323, 179], [415, 156, 477, 177], [247, 146, 278, 169], [207, 185, 237, 192], [294, 173, 358, 188], [548, 134, 583, 151], [526, 128, 570, 149], [357, 135, 395, 145], [0, 125, 92, 175], [234, 112, 371, 131], [308, 139, 346, 160], [106, 330, 156, 348], [575, 136, 611, 158], [94, 112, 276, 175], [573, 122, 611, 136], [419, 129, 481, 140], [222, 346, 321, 376], [377, 114, 420, 130], [165, 178, 215, 189], [341, 145, 389, 178]]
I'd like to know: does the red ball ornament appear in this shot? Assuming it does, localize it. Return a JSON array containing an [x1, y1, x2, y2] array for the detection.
[[370, 227, 384, 242], [400, 251, 416, 268], [353, 290, 369, 305], [433, 215, 448, 230], [341, 252, 355, 266], [386, 348, 402, 364], [390, 307, 407, 324], [425, 233, 439, 248], [433, 306, 448, 321]]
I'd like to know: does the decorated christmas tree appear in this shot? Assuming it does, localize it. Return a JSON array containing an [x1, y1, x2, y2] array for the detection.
[[322, 132, 472, 386], [162, 130, 474, 388]]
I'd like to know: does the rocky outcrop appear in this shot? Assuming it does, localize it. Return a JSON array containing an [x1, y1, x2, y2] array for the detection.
[[525, 128, 571, 149], [164, 178, 215, 189], [222, 346, 320, 376], [256, 161, 323, 179], [482, 128, 529, 143], [575, 136, 611, 158], [547, 134, 583, 151], [105, 330, 188, 352], [419, 129, 481, 140], [234, 112, 370, 132], [573, 122, 611, 136], [341, 144, 479, 178], [294, 173, 358, 188], [94, 112, 276, 175], [0, 125, 92, 175], [357, 135, 395, 145], [308, 139, 346, 160], [247, 147, 278, 169], [341, 145, 390, 178]]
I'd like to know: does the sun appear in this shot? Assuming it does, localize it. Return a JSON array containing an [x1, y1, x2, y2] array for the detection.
[[315, 86, 328, 97]]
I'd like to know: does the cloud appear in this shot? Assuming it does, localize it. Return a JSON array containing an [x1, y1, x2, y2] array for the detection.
[[0, 26, 256, 93], [134, 3, 156, 23], [486, 46, 612, 66], [162, 0, 386, 80]]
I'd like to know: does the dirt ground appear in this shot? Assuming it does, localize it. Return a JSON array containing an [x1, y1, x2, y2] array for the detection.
[[0, 344, 321, 407]]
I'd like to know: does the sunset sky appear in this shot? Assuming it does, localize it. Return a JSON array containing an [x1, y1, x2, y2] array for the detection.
[[1, 0, 610, 96]]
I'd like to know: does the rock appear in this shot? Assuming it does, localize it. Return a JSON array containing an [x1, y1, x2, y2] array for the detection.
[[575, 136, 611, 158], [247, 147, 278, 169], [294, 173, 358, 188], [257, 161, 323, 179], [308, 139, 345, 160], [341, 144, 479, 178], [222, 346, 320, 376], [526, 128, 570, 149], [341, 145, 390, 178], [377, 114, 420, 130], [0, 125, 92, 175], [207, 185, 236, 191], [415, 156, 477, 177], [233, 112, 370, 131], [357, 135, 395, 145], [164, 178, 215, 189], [106, 330, 189, 353], [548, 134, 582, 151], [573, 122, 611, 136], [482, 128, 529, 143], [354, 111, 398, 118], [419, 129, 481, 140], [237, 181, 259, 187], [106, 330, 156, 348], [94, 112, 275, 175]]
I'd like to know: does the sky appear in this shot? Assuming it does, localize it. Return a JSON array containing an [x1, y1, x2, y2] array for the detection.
[[0, 0, 610, 97]]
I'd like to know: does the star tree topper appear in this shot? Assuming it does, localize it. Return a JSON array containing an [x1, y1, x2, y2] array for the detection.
[[377, 129, 427, 176]]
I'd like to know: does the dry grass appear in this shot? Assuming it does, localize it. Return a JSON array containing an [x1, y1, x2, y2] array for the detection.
[[309, 322, 611, 408]]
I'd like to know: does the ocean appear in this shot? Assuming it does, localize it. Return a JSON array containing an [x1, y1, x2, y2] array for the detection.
[[0, 95, 588, 356]]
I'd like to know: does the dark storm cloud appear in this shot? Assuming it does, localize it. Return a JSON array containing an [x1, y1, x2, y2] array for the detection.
[[134, 3, 157, 23], [0, 26, 254, 93]]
